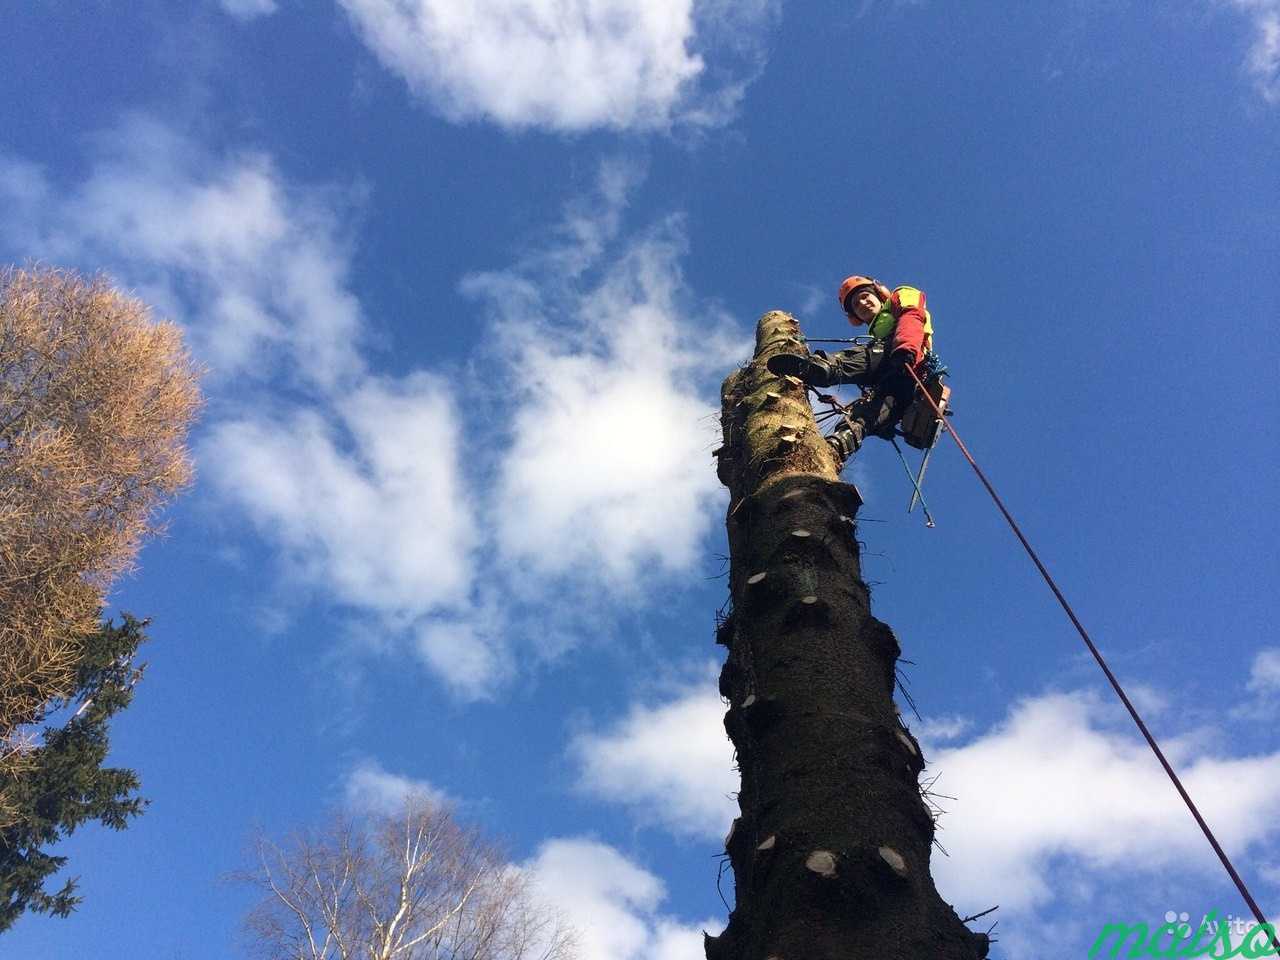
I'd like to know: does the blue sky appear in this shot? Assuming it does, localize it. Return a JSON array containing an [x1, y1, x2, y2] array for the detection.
[[3, 1, 1279, 957]]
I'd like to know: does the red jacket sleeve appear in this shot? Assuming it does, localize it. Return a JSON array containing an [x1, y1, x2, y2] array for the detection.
[[888, 287, 927, 365]]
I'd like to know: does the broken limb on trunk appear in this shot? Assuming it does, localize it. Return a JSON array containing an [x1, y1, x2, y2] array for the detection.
[[707, 311, 988, 960]]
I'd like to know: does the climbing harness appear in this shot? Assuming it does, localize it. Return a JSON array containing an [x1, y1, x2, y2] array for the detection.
[[808, 348, 953, 527], [811, 380, 944, 527], [809, 388, 866, 446], [902, 363, 1279, 949], [802, 336, 879, 346]]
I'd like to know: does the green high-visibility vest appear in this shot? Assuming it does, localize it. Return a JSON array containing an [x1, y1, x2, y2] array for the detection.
[[867, 286, 934, 349]]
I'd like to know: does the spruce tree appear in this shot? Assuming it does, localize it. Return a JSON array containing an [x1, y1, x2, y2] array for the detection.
[[0, 616, 148, 931], [707, 311, 987, 960]]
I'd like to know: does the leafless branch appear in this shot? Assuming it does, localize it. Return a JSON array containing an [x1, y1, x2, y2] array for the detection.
[[237, 797, 577, 960]]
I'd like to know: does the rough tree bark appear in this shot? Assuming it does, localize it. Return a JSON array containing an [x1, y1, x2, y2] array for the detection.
[[706, 311, 988, 960]]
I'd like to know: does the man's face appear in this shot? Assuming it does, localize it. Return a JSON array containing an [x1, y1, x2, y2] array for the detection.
[[850, 288, 882, 323]]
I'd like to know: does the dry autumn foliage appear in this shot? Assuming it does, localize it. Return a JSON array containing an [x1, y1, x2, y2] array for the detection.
[[0, 265, 201, 825]]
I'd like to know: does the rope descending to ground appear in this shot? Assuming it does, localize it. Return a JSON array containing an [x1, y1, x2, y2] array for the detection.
[[903, 364, 1277, 950]]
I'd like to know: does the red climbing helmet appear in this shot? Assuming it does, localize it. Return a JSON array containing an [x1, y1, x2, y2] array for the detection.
[[838, 275, 890, 315]]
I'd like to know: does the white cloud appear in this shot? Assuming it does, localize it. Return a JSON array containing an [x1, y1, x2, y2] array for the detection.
[[337, 0, 776, 131], [576, 680, 1280, 922], [0, 117, 506, 696], [1124, 682, 1170, 717], [221, 0, 278, 19], [415, 613, 511, 701], [1228, 0, 1280, 102], [202, 373, 476, 623], [930, 691, 1280, 913], [339, 803, 719, 958], [525, 839, 716, 960], [1247, 647, 1280, 693], [0, 116, 365, 390], [914, 714, 973, 744], [492, 321, 725, 585], [343, 759, 450, 813], [465, 164, 744, 590], [189, 152, 745, 690], [571, 670, 735, 837], [2, 126, 744, 698], [648, 922, 714, 960]]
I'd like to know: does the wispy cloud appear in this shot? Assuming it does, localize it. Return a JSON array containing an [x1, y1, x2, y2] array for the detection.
[[345, 773, 722, 960], [913, 714, 973, 744], [202, 373, 476, 622], [343, 759, 450, 813], [344, 778, 718, 960], [525, 838, 717, 960], [337, 0, 777, 132], [465, 161, 744, 592], [929, 691, 1280, 914], [1247, 647, 1280, 693], [0, 119, 485, 692], [575, 679, 1280, 920], [571, 666, 735, 837], [220, 0, 278, 20], [1227, 0, 1280, 102], [0, 116, 365, 391], [414, 611, 512, 702], [1, 122, 745, 700]]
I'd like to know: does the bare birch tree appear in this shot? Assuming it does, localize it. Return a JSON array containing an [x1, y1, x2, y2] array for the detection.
[[239, 796, 577, 960], [0, 265, 201, 826]]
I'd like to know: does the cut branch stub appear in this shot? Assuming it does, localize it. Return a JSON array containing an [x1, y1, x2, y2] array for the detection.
[[712, 312, 985, 960], [878, 846, 910, 878], [805, 850, 838, 878]]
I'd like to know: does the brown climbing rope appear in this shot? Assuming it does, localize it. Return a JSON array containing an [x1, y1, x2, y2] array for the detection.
[[903, 364, 1277, 948]]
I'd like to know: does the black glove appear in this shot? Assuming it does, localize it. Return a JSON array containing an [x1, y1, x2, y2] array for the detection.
[[879, 349, 917, 382], [766, 352, 834, 387]]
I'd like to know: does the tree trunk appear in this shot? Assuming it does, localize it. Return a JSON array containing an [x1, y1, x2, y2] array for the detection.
[[706, 311, 988, 960]]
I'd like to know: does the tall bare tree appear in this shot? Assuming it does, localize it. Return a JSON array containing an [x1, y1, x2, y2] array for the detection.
[[0, 265, 200, 799], [239, 796, 577, 960], [707, 311, 987, 960]]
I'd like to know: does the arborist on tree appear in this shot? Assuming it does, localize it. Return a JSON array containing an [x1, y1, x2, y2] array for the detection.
[[767, 274, 934, 465]]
